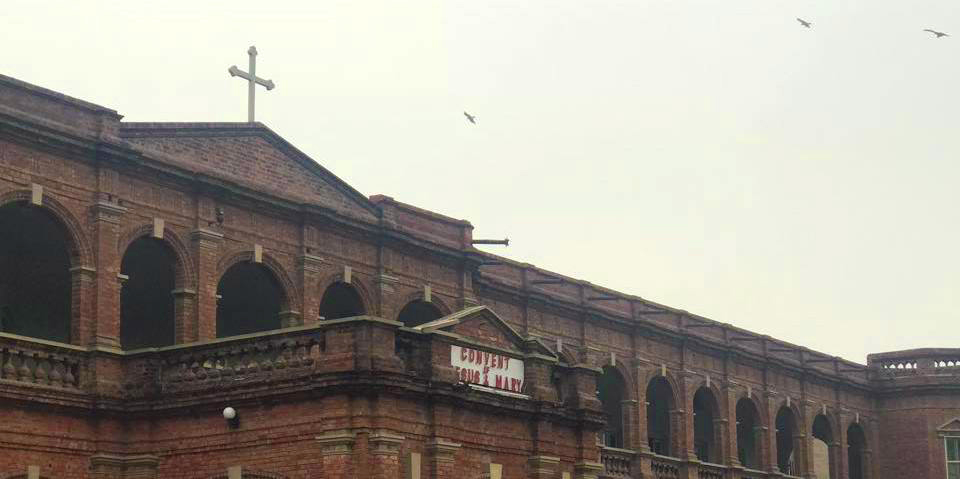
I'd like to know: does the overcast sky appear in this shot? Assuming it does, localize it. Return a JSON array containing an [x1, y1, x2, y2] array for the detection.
[[4, 0, 958, 363]]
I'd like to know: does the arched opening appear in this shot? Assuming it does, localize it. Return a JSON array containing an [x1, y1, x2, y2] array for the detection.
[[397, 300, 443, 327], [216, 261, 283, 337], [120, 237, 176, 349], [0, 202, 72, 342], [736, 398, 762, 469], [812, 414, 834, 479], [847, 423, 866, 479], [693, 387, 720, 463], [318, 281, 365, 320], [597, 366, 626, 448], [776, 406, 799, 476], [646, 377, 675, 456]]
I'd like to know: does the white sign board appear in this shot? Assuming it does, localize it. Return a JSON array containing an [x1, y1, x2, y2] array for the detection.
[[451, 345, 525, 394]]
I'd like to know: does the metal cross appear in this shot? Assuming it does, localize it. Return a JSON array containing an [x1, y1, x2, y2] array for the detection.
[[228, 46, 275, 122]]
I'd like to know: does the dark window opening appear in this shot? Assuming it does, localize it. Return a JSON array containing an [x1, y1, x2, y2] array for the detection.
[[847, 423, 866, 479], [120, 237, 176, 349], [597, 365, 625, 448], [776, 407, 798, 475], [0, 202, 71, 342], [397, 300, 442, 327], [646, 377, 674, 456], [693, 387, 718, 463], [217, 262, 282, 337], [812, 414, 834, 479], [318, 282, 365, 320], [736, 398, 761, 469]]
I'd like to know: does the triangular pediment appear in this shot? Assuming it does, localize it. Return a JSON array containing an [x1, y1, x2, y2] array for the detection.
[[938, 418, 960, 433], [416, 305, 555, 357], [119, 123, 380, 222]]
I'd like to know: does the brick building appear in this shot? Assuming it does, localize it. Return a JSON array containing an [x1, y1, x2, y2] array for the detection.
[[0, 72, 957, 479]]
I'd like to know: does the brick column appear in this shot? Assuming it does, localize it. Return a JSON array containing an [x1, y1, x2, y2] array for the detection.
[[621, 399, 640, 450], [725, 388, 742, 467], [70, 266, 97, 346], [426, 437, 460, 479], [764, 393, 779, 474], [172, 288, 197, 344], [90, 201, 127, 348], [298, 253, 326, 325], [318, 430, 357, 479], [191, 228, 223, 341], [368, 430, 405, 479], [670, 409, 686, 460]]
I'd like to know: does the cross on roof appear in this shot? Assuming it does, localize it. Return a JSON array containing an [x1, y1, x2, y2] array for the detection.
[[228, 46, 275, 122]]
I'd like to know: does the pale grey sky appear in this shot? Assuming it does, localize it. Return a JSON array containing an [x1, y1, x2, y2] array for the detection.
[[4, 0, 958, 363]]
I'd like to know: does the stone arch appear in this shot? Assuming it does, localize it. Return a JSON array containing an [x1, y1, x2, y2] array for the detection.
[[215, 249, 299, 337], [598, 364, 629, 448], [0, 192, 87, 343], [735, 394, 765, 469], [643, 370, 681, 457], [217, 249, 299, 313], [774, 401, 802, 476], [119, 223, 196, 290], [0, 189, 93, 268], [811, 413, 837, 479], [691, 380, 724, 463], [395, 290, 452, 327], [316, 271, 373, 320], [846, 421, 867, 479]]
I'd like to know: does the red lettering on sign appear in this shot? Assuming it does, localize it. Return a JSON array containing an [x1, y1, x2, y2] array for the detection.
[[461, 348, 468, 361]]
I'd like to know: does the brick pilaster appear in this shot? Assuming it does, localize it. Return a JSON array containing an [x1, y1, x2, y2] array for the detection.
[[426, 437, 460, 479], [190, 228, 223, 341], [90, 200, 127, 347], [298, 253, 326, 325], [368, 430, 405, 479], [318, 430, 357, 479]]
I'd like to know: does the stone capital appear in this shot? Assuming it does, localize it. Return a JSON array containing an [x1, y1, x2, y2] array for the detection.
[[369, 430, 405, 456], [190, 227, 224, 246], [573, 461, 603, 479], [316, 429, 356, 456], [91, 201, 128, 223], [426, 437, 461, 463], [297, 253, 327, 272]]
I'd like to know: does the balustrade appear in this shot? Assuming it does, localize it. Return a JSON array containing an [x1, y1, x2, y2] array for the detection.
[[696, 462, 724, 479], [599, 447, 634, 478], [740, 468, 766, 479], [161, 333, 320, 391], [649, 455, 681, 479], [0, 334, 83, 389]]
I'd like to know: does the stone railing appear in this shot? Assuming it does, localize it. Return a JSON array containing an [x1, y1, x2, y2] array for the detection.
[[600, 447, 634, 478], [0, 332, 84, 390], [155, 326, 323, 393], [696, 462, 725, 479], [649, 454, 682, 479], [867, 348, 960, 379]]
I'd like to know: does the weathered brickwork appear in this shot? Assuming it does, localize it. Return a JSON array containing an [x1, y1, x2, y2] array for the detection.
[[0, 73, 958, 479]]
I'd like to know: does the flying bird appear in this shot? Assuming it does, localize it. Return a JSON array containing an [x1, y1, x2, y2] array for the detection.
[[924, 29, 949, 38], [463, 111, 477, 124], [797, 18, 812, 28]]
